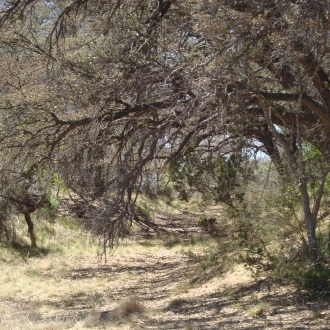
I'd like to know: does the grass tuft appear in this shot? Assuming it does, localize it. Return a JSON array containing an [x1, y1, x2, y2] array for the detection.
[[116, 296, 145, 318], [163, 235, 182, 248], [245, 301, 271, 317]]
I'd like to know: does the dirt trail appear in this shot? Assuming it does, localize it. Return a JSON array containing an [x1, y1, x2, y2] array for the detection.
[[1, 209, 330, 329], [50, 241, 330, 329]]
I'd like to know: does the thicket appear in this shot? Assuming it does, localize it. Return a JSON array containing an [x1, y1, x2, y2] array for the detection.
[[210, 159, 330, 299]]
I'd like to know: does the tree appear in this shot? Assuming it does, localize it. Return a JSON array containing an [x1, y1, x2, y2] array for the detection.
[[168, 146, 254, 208], [0, 0, 330, 263]]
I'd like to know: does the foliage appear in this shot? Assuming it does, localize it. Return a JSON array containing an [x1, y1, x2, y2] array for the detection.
[[0, 0, 330, 263], [168, 150, 254, 207], [238, 218, 330, 300], [141, 174, 175, 202], [229, 160, 330, 298], [297, 264, 330, 299], [198, 217, 216, 230], [0, 198, 14, 242]]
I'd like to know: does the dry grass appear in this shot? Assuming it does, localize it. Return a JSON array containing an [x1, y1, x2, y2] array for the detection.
[[163, 235, 183, 248], [1, 204, 330, 330], [0, 215, 167, 329], [77, 297, 145, 328], [0, 317, 73, 330], [115, 297, 145, 318], [245, 301, 271, 317]]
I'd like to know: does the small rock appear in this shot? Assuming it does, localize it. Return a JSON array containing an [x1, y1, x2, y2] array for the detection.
[[165, 311, 175, 315]]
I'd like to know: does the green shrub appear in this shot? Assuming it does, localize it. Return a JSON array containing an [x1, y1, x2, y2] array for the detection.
[[296, 264, 330, 299], [198, 217, 216, 230], [245, 246, 330, 300]]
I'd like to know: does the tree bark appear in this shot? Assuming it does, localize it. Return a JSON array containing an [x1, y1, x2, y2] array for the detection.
[[24, 211, 37, 248], [94, 164, 105, 198], [299, 182, 318, 265]]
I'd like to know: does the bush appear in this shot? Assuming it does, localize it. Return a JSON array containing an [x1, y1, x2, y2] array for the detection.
[[198, 217, 216, 230], [116, 297, 145, 317], [242, 247, 330, 300], [296, 264, 330, 299], [141, 177, 175, 202]]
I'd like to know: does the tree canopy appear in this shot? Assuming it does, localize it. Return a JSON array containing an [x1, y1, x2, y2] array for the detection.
[[1, 0, 330, 263]]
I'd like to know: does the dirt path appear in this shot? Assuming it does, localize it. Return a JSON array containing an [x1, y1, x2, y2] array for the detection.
[[77, 247, 330, 330], [1, 209, 330, 329]]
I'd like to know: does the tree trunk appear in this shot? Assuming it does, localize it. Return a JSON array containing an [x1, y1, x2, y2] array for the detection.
[[299, 183, 318, 265], [94, 164, 105, 198], [304, 211, 318, 265], [24, 211, 37, 247]]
